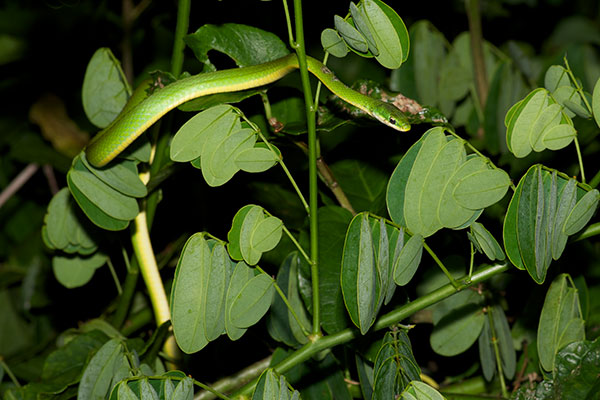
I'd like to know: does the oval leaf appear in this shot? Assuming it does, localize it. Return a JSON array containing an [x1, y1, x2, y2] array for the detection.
[[393, 234, 423, 286], [453, 168, 511, 210], [230, 273, 275, 329], [563, 189, 599, 235]]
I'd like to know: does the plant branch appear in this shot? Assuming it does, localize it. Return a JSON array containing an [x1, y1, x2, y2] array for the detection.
[[287, 0, 321, 337], [232, 263, 510, 397], [294, 141, 356, 214], [466, 0, 488, 119], [193, 357, 272, 400], [0, 163, 38, 210]]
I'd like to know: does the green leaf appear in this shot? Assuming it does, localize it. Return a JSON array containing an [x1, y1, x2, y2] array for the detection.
[[563, 189, 599, 235], [67, 171, 129, 231], [552, 178, 577, 259], [41, 330, 109, 390], [317, 206, 353, 334], [492, 305, 516, 379], [331, 159, 388, 213], [529, 103, 562, 152], [230, 273, 275, 329], [593, 77, 600, 128], [453, 168, 511, 210], [553, 86, 588, 118], [361, 0, 406, 69], [320, 28, 348, 58], [172, 377, 193, 400], [507, 88, 549, 158], [553, 339, 600, 399], [44, 187, 99, 254], [52, 253, 106, 289], [82, 48, 130, 129], [69, 156, 139, 221], [235, 146, 278, 173], [341, 212, 378, 334], [542, 123, 577, 151], [78, 339, 130, 400], [80, 154, 147, 198], [239, 205, 265, 266], [206, 128, 256, 186], [437, 156, 485, 229], [170, 104, 239, 163], [430, 302, 485, 356], [204, 243, 231, 341], [470, 222, 505, 261], [400, 381, 445, 400], [170, 233, 210, 353], [349, 2, 379, 55], [227, 205, 255, 261], [393, 234, 423, 286], [251, 216, 283, 254], [184, 23, 289, 69], [225, 262, 254, 340], [387, 130, 425, 227], [412, 21, 447, 107], [516, 166, 550, 283], [267, 252, 311, 346], [334, 15, 368, 53], [537, 274, 585, 372], [478, 316, 495, 381], [403, 127, 446, 237], [544, 65, 571, 92], [116, 382, 139, 400]]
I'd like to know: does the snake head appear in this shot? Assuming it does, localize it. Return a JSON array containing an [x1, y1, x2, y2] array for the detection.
[[372, 102, 411, 132]]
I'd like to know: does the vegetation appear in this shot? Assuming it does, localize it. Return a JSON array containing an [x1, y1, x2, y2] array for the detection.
[[1, 0, 599, 399]]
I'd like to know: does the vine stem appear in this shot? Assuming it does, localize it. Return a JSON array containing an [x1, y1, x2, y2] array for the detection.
[[131, 210, 177, 359], [232, 263, 510, 397], [284, 0, 321, 337]]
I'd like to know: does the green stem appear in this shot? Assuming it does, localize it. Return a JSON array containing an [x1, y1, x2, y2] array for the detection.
[[255, 265, 311, 337], [146, 0, 191, 228], [131, 210, 170, 327], [111, 257, 139, 330], [106, 257, 123, 295], [0, 358, 20, 387], [314, 52, 329, 106], [288, 0, 321, 337], [257, 131, 309, 213], [171, 0, 190, 78], [193, 357, 271, 400], [232, 263, 509, 397], [465, 0, 488, 113], [574, 137, 586, 184], [423, 241, 459, 288], [281, 224, 311, 265], [488, 308, 508, 398]]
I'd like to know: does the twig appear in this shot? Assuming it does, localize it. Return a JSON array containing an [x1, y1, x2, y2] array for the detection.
[[0, 163, 38, 209], [193, 356, 272, 400]]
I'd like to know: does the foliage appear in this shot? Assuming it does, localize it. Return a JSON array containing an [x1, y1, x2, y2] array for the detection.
[[1, 1, 600, 400]]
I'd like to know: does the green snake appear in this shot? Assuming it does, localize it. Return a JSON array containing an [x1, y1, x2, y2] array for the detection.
[[85, 53, 411, 167]]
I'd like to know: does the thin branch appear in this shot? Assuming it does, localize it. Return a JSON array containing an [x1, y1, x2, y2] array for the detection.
[[0, 163, 38, 210]]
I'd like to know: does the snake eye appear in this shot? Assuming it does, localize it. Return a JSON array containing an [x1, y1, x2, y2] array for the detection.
[[389, 117, 397, 125]]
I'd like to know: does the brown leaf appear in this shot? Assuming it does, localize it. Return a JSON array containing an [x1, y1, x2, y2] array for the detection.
[[29, 93, 89, 157]]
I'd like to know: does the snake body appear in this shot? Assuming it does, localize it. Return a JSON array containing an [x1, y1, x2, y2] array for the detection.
[[86, 54, 410, 167]]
